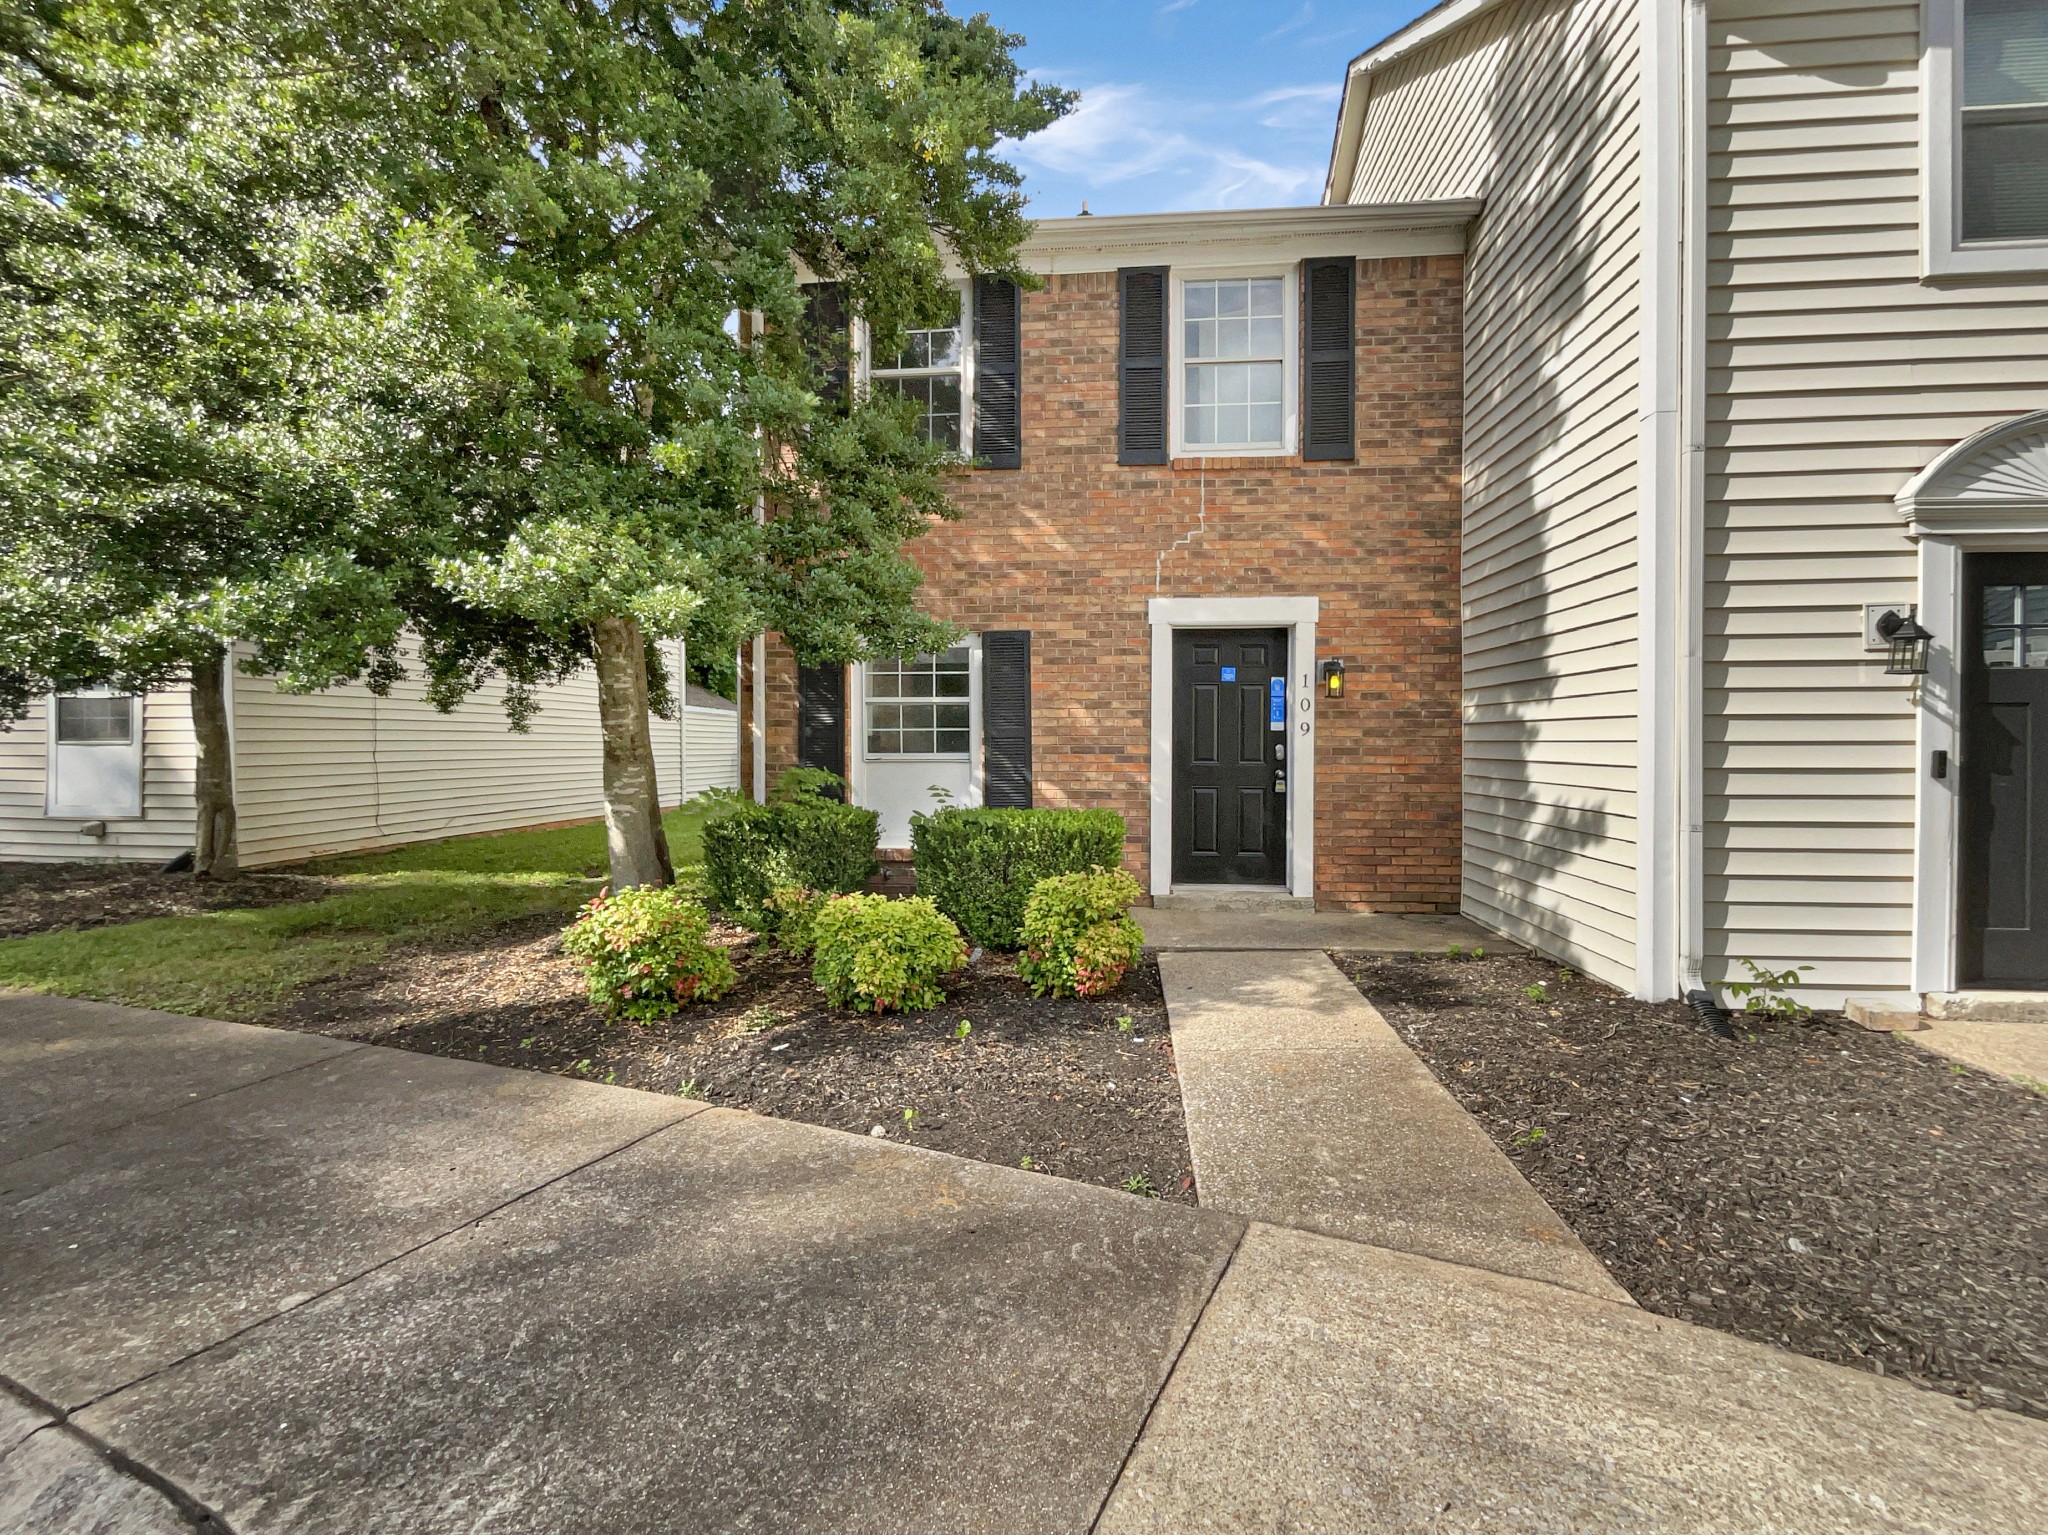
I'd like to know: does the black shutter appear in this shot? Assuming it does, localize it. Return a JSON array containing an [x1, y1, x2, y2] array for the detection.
[[973, 276, 1022, 469], [801, 281, 851, 411], [796, 663, 846, 789], [1301, 258, 1356, 461], [1117, 266, 1170, 466], [981, 631, 1032, 808]]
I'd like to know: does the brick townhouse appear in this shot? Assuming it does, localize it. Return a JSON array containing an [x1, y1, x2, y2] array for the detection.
[[740, 202, 1478, 912]]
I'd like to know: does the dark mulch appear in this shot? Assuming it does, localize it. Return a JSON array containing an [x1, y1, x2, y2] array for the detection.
[[0, 861, 338, 940], [1336, 948, 2048, 1418], [278, 913, 1195, 1202]]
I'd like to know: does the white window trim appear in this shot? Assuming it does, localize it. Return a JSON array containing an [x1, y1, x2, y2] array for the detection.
[[1168, 265, 1299, 460], [1922, 0, 2048, 279], [854, 279, 975, 457], [45, 689, 144, 819], [1147, 596, 1317, 902], [846, 637, 986, 810]]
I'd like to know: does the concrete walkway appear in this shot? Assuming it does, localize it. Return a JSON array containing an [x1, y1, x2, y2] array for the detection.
[[1161, 950, 1628, 1301], [1138, 905, 1496, 951], [3, 994, 2044, 1532]]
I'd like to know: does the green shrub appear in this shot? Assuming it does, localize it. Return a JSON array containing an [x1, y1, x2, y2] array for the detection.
[[703, 799, 879, 927], [561, 884, 737, 1021], [910, 807, 1127, 950], [811, 894, 967, 1013], [1018, 867, 1145, 999], [764, 884, 829, 955]]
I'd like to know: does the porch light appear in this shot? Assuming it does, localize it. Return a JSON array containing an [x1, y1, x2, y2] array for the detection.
[[1877, 607, 1933, 676], [1320, 658, 1346, 699]]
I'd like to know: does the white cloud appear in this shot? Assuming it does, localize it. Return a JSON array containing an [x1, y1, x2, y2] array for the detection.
[[1157, 0, 1200, 14], [1011, 80, 1328, 212], [1247, 82, 1343, 132]]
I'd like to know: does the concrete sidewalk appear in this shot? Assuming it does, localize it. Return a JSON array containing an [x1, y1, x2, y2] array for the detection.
[[3, 993, 2044, 1532], [1161, 949, 1627, 1301], [1138, 905, 1497, 951]]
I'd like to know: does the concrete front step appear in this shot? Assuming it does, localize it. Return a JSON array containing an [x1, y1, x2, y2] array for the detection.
[[1150, 887, 1314, 913], [1924, 990, 2048, 1023]]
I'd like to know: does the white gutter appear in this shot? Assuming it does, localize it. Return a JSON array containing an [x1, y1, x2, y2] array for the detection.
[[1636, 0, 1705, 1002]]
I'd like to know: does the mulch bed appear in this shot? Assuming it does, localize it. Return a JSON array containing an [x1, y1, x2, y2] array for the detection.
[[1336, 948, 2048, 1419], [278, 913, 1195, 1203], [0, 861, 338, 940]]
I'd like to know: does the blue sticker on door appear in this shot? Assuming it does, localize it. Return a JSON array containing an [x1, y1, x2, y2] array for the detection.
[[1269, 676, 1285, 729], [1219, 666, 1236, 681]]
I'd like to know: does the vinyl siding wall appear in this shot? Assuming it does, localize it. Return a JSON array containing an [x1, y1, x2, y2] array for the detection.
[[1704, 0, 2048, 1002], [1344, 0, 1646, 987], [1, 649, 738, 866], [0, 693, 200, 864]]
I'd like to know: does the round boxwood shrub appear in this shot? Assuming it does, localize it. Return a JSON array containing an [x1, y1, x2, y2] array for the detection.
[[562, 884, 737, 1021], [1018, 867, 1145, 999], [703, 799, 880, 929], [811, 893, 967, 1013], [909, 807, 1127, 950]]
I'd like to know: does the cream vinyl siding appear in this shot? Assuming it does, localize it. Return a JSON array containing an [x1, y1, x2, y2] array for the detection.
[[0, 692, 199, 864], [682, 703, 741, 799], [1344, 0, 1646, 987], [1705, 0, 2048, 1003]]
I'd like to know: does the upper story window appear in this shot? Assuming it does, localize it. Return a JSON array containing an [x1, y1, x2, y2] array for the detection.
[[864, 648, 971, 757], [1182, 277, 1288, 450], [866, 290, 967, 451], [1961, 0, 2048, 241], [1926, 0, 2048, 275]]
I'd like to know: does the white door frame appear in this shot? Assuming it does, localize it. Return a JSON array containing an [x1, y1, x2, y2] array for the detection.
[[1899, 410, 2048, 994], [1147, 595, 1318, 901]]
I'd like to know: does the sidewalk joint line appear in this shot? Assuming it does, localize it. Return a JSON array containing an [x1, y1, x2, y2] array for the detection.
[[1085, 1219, 1247, 1534], [1, 1373, 237, 1533]]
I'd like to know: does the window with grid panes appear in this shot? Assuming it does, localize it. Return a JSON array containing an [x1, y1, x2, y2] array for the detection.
[[865, 648, 971, 756], [869, 292, 964, 450], [1983, 584, 2048, 667], [55, 695, 135, 744], [1182, 277, 1286, 449]]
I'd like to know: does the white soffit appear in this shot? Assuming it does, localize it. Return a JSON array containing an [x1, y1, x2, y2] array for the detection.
[[1896, 409, 2048, 537], [1009, 201, 1481, 276]]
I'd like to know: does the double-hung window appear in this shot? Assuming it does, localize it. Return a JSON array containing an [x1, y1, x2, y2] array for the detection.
[[867, 291, 968, 451], [1173, 274, 1295, 455], [46, 691, 142, 818], [1927, 0, 2048, 274], [864, 648, 972, 757]]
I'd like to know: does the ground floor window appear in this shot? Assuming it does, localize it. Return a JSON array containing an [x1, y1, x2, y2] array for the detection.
[[864, 648, 971, 757]]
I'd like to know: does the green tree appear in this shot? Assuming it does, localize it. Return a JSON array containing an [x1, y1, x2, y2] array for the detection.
[[0, 0, 456, 875], [373, 0, 1068, 888]]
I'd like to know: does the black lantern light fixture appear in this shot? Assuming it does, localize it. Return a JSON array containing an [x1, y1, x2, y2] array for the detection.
[[1320, 657, 1346, 699], [1877, 606, 1933, 676]]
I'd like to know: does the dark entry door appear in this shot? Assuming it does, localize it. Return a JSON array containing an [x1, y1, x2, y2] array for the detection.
[[1963, 554, 2048, 985], [1173, 629, 1287, 885]]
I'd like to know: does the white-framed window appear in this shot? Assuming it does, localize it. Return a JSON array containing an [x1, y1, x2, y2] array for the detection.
[[46, 691, 143, 818], [863, 647, 973, 758], [1171, 271, 1297, 456], [1924, 0, 2048, 276], [861, 284, 973, 452]]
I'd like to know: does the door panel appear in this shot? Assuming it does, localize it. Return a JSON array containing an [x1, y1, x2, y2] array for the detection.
[[1963, 556, 2048, 984], [1173, 628, 1287, 885]]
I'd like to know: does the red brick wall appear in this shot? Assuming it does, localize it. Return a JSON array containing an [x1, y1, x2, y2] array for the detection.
[[759, 254, 1465, 910]]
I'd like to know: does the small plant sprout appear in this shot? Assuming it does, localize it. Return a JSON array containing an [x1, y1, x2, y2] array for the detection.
[[1724, 959, 1814, 1020], [1524, 981, 1550, 1002], [1473, 946, 1485, 959], [902, 1107, 919, 1133], [677, 1079, 707, 1100], [1019, 1155, 1036, 1170], [1120, 1173, 1159, 1198], [1116, 1014, 1135, 1033], [1445, 944, 1465, 959], [1512, 1126, 1548, 1148], [518, 1036, 537, 1050], [954, 1019, 972, 1041]]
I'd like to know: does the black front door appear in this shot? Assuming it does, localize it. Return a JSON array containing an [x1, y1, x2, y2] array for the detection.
[[1963, 555, 2048, 985], [1173, 629, 1287, 885]]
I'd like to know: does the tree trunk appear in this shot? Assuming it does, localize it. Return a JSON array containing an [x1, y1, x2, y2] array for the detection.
[[591, 615, 675, 890], [190, 645, 239, 880]]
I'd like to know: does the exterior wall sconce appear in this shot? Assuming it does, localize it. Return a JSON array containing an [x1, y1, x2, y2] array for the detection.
[[1877, 606, 1933, 676], [1319, 658, 1345, 699]]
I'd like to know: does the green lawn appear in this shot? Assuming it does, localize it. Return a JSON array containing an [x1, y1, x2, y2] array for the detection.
[[0, 808, 708, 1022]]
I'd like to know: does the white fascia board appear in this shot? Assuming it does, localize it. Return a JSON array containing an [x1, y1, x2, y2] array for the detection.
[[1008, 201, 1480, 277]]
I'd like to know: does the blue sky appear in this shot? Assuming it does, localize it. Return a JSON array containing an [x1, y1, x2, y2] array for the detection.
[[997, 0, 1440, 217]]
